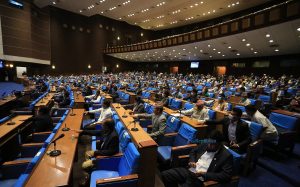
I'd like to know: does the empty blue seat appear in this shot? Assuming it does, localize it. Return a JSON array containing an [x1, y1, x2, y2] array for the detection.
[[258, 95, 270, 104], [183, 102, 194, 110], [269, 112, 298, 131], [90, 143, 140, 187], [170, 99, 182, 110], [158, 123, 197, 163], [208, 109, 216, 120]]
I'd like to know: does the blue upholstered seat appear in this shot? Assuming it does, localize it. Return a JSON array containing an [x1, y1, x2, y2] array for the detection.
[[170, 99, 182, 110], [158, 123, 197, 163], [165, 116, 181, 133], [90, 143, 140, 187], [208, 109, 216, 120], [269, 112, 298, 130], [258, 95, 270, 104], [183, 102, 194, 110]]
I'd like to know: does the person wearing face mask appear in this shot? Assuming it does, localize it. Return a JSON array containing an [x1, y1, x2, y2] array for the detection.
[[180, 100, 209, 123], [206, 108, 251, 154], [161, 130, 233, 187], [212, 94, 229, 111], [71, 119, 119, 186], [83, 99, 113, 130]]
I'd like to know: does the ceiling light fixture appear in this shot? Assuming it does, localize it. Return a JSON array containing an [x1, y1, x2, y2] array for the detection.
[[266, 34, 271, 37]]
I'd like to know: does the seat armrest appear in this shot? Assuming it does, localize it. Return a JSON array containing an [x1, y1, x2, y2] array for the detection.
[[21, 143, 44, 158], [158, 133, 178, 146], [1, 159, 30, 179], [96, 174, 138, 185], [165, 132, 178, 137], [95, 152, 123, 159], [94, 156, 122, 171], [204, 176, 239, 187], [13, 110, 33, 115], [171, 144, 197, 151], [2, 159, 31, 166], [32, 131, 52, 135]]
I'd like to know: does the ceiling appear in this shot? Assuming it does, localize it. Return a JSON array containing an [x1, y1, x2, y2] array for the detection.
[[108, 19, 300, 62], [34, 0, 273, 30]]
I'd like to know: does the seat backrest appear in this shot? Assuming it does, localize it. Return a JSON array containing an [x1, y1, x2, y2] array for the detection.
[[258, 95, 270, 103], [146, 105, 154, 114], [24, 147, 46, 174], [224, 91, 233, 98], [166, 116, 181, 133], [118, 143, 140, 176], [235, 105, 246, 112], [123, 94, 130, 100], [225, 147, 242, 175], [184, 102, 194, 110], [144, 92, 151, 98], [186, 86, 193, 92], [173, 123, 197, 146], [112, 114, 120, 124], [208, 109, 216, 120], [227, 103, 233, 111], [115, 121, 125, 135], [196, 85, 203, 90], [119, 131, 131, 153], [249, 122, 264, 141], [168, 97, 174, 106], [171, 99, 182, 110], [249, 99, 256, 105], [207, 92, 214, 98], [269, 112, 298, 130]]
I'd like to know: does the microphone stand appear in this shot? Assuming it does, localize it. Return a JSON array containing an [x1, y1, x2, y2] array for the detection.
[[49, 141, 61, 157], [70, 108, 76, 116], [122, 111, 128, 118], [40, 97, 44, 103], [62, 123, 70, 131], [179, 109, 183, 119], [116, 103, 120, 109], [7, 118, 15, 125], [131, 120, 139, 131]]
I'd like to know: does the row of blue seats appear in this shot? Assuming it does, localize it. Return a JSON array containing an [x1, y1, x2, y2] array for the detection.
[[88, 112, 140, 187], [0, 109, 70, 187]]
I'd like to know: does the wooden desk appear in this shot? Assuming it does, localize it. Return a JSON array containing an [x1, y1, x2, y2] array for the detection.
[[0, 115, 32, 146], [112, 103, 157, 187], [25, 109, 84, 187], [73, 92, 85, 109], [272, 109, 300, 118], [0, 95, 16, 106], [50, 86, 57, 93], [34, 93, 55, 108]]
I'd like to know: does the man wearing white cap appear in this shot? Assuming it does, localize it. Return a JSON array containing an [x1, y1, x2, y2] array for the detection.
[[180, 100, 209, 123]]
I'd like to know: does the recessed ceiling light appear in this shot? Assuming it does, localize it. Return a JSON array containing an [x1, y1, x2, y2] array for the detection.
[[242, 39, 246, 42], [275, 49, 279, 52], [236, 53, 240, 56], [266, 34, 271, 37], [222, 54, 225, 57], [228, 46, 231, 49], [183, 48, 186, 51], [79, 10, 82, 13], [200, 49, 203, 52], [254, 51, 258, 54], [52, 1, 56, 5], [213, 48, 216, 50], [194, 46, 197, 49], [218, 52, 221, 54], [208, 44, 211, 47], [209, 56, 212, 58], [246, 43, 251, 46], [269, 40, 274, 43], [297, 27, 300, 31], [250, 48, 254, 50]]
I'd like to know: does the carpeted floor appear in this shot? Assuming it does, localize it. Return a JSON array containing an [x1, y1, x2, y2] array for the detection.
[[0, 82, 24, 98]]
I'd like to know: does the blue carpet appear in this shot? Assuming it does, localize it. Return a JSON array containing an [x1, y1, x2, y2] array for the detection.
[[0, 82, 24, 98], [239, 166, 294, 187], [258, 156, 300, 186]]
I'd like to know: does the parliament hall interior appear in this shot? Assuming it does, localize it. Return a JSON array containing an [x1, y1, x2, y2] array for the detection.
[[1, 0, 300, 186]]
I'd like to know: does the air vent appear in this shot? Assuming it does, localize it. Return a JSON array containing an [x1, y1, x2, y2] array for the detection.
[[231, 49, 238, 52], [269, 44, 279, 48]]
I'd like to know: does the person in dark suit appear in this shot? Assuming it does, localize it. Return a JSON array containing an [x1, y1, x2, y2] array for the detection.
[[161, 130, 233, 187], [206, 108, 251, 154], [124, 96, 145, 114], [71, 118, 119, 186], [32, 106, 53, 132]]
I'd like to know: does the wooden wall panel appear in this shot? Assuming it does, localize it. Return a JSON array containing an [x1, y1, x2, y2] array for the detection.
[[254, 14, 264, 26]]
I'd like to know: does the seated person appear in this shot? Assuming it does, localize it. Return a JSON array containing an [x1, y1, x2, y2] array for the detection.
[[14, 91, 29, 110], [85, 90, 101, 103], [161, 130, 233, 187], [180, 100, 209, 123], [206, 108, 251, 154], [131, 102, 166, 142], [160, 90, 171, 107], [240, 92, 251, 106], [123, 96, 145, 114], [82, 85, 93, 96], [84, 99, 113, 129], [71, 119, 119, 186], [245, 105, 278, 142], [58, 91, 71, 108], [32, 106, 53, 132], [184, 89, 198, 103], [212, 94, 229, 111]]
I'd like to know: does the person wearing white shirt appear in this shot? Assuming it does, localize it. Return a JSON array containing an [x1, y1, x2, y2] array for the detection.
[[84, 99, 113, 130], [245, 105, 278, 141], [161, 130, 233, 187], [181, 100, 209, 123]]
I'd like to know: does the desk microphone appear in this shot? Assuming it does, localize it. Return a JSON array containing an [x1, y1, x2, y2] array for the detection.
[[116, 103, 121, 109], [179, 109, 183, 119], [70, 108, 76, 116], [131, 119, 139, 132], [49, 133, 65, 157], [7, 118, 15, 125], [62, 123, 70, 131], [122, 111, 128, 118]]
